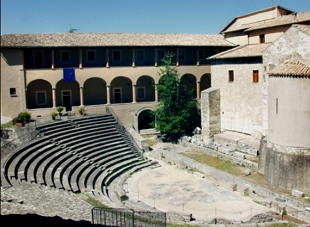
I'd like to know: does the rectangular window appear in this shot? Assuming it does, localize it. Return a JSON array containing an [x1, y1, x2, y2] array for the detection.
[[87, 50, 96, 62], [34, 51, 43, 68], [136, 50, 145, 61], [253, 70, 259, 82], [137, 87, 145, 100], [10, 88, 16, 96], [158, 49, 165, 61], [60, 51, 70, 63], [259, 34, 265, 43], [36, 91, 46, 105], [228, 70, 234, 82], [112, 50, 121, 62], [178, 49, 185, 60], [198, 49, 204, 60]]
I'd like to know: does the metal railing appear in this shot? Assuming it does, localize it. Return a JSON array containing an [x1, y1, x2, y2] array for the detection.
[[92, 207, 166, 227]]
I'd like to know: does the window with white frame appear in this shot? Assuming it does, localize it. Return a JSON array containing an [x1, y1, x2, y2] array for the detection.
[[60, 50, 70, 63], [87, 50, 96, 62], [137, 87, 146, 100], [36, 91, 47, 105], [112, 50, 122, 62], [178, 49, 185, 60], [136, 50, 145, 61]]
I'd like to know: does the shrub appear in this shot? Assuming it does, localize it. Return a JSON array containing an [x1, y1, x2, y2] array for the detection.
[[18, 111, 31, 121], [78, 106, 85, 114], [50, 112, 58, 117], [56, 106, 64, 113]]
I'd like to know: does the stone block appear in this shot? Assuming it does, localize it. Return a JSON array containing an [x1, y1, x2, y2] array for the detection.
[[218, 146, 234, 155], [292, 189, 304, 198], [245, 169, 251, 176], [233, 151, 246, 159]]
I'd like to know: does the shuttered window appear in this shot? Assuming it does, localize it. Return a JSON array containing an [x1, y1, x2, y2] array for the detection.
[[253, 70, 259, 82]]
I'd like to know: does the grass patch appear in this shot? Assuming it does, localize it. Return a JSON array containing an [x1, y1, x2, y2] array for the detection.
[[180, 150, 244, 176], [256, 222, 297, 227], [167, 223, 202, 227], [1, 120, 13, 128], [180, 149, 272, 190], [81, 193, 110, 209], [147, 139, 158, 147]]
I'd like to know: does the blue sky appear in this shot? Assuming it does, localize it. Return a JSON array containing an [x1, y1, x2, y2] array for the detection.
[[1, 0, 310, 35]]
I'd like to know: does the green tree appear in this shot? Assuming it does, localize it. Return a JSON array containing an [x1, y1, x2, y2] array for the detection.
[[151, 52, 199, 141]]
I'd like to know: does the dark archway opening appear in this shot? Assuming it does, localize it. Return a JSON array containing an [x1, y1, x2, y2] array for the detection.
[[138, 110, 154, 130]]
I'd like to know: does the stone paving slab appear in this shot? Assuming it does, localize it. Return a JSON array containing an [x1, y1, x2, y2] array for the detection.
[[126, 145, 270, 222]]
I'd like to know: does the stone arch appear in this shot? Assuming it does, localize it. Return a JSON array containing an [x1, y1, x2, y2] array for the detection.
[[26, 79, 53, 109], [137, 108, 155, 131], [56, 79, 80, 111], [180, 73, 196, 98], [201, 73, 211, 91], [110, 76, 133, 103], [136, 75, 155, 102], [83, 78, 107, 105]]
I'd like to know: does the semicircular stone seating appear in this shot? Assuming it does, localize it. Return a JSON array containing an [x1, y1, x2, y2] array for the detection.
[[1, 113, 158, 202]]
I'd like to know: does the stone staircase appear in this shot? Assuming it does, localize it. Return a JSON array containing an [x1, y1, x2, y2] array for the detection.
[[1, 113, 158, 204]]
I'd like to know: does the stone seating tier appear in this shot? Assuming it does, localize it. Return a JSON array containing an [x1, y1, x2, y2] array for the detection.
[[1, 114, 157, 204]]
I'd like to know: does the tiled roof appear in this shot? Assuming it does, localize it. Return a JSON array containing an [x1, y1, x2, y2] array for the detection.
[[208, 43, 270, 59], [0, 33, 235, 48], [268, 61, 310, 76], [245, 11, 310, 32]]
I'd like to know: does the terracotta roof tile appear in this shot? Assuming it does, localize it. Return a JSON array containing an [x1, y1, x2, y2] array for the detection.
[[268, 61, 310, 76], [0, 33, 235, 48], [208, 43, 270, 59]]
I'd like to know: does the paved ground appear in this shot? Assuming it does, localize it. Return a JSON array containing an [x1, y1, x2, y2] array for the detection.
[[126, 143, 270, 222]]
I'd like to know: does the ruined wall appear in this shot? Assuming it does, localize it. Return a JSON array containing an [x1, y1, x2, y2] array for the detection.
[[201, 88, 221, 139], [263, 144, 310, 191]]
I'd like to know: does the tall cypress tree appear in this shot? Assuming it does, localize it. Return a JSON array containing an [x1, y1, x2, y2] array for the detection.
[[151, 52, 199, 141]]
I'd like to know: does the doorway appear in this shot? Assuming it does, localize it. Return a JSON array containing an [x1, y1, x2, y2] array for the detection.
[[61, 90, 72, 111], [113, 88, 122, 103]]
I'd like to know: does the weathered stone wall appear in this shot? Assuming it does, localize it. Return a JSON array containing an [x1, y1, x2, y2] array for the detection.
[[210, 59, 264, 139], [263, 143, 310, 192], [201, 88, 221, 138]]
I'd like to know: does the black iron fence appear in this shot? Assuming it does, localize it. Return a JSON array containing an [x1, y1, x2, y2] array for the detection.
[[92, 208, 166, 227]]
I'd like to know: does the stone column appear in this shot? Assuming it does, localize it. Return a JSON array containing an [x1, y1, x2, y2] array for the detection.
[[155, 48, 158, 67], [106, 49, 109, 68], [196, 81, 201, 99], [52, 88, 56, 108], [106, 85, 111, 104], [132, 48, 136, 67], [79, 49, 82, 68], [155, 84, 158, 102], [79, 86, 84, 106], [196, 48, 200, 66], [51, 49, 55, 69], [132, 84, 137, 103], [176, 48, 179, 66]]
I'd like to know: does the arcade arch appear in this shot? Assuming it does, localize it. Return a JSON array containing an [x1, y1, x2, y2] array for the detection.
[[56, 80, 80, 111], [136, 75, 155, 102], [26, 79, 53, 109], [83, 78, 107, 105], [110, 76, 133, 103]]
